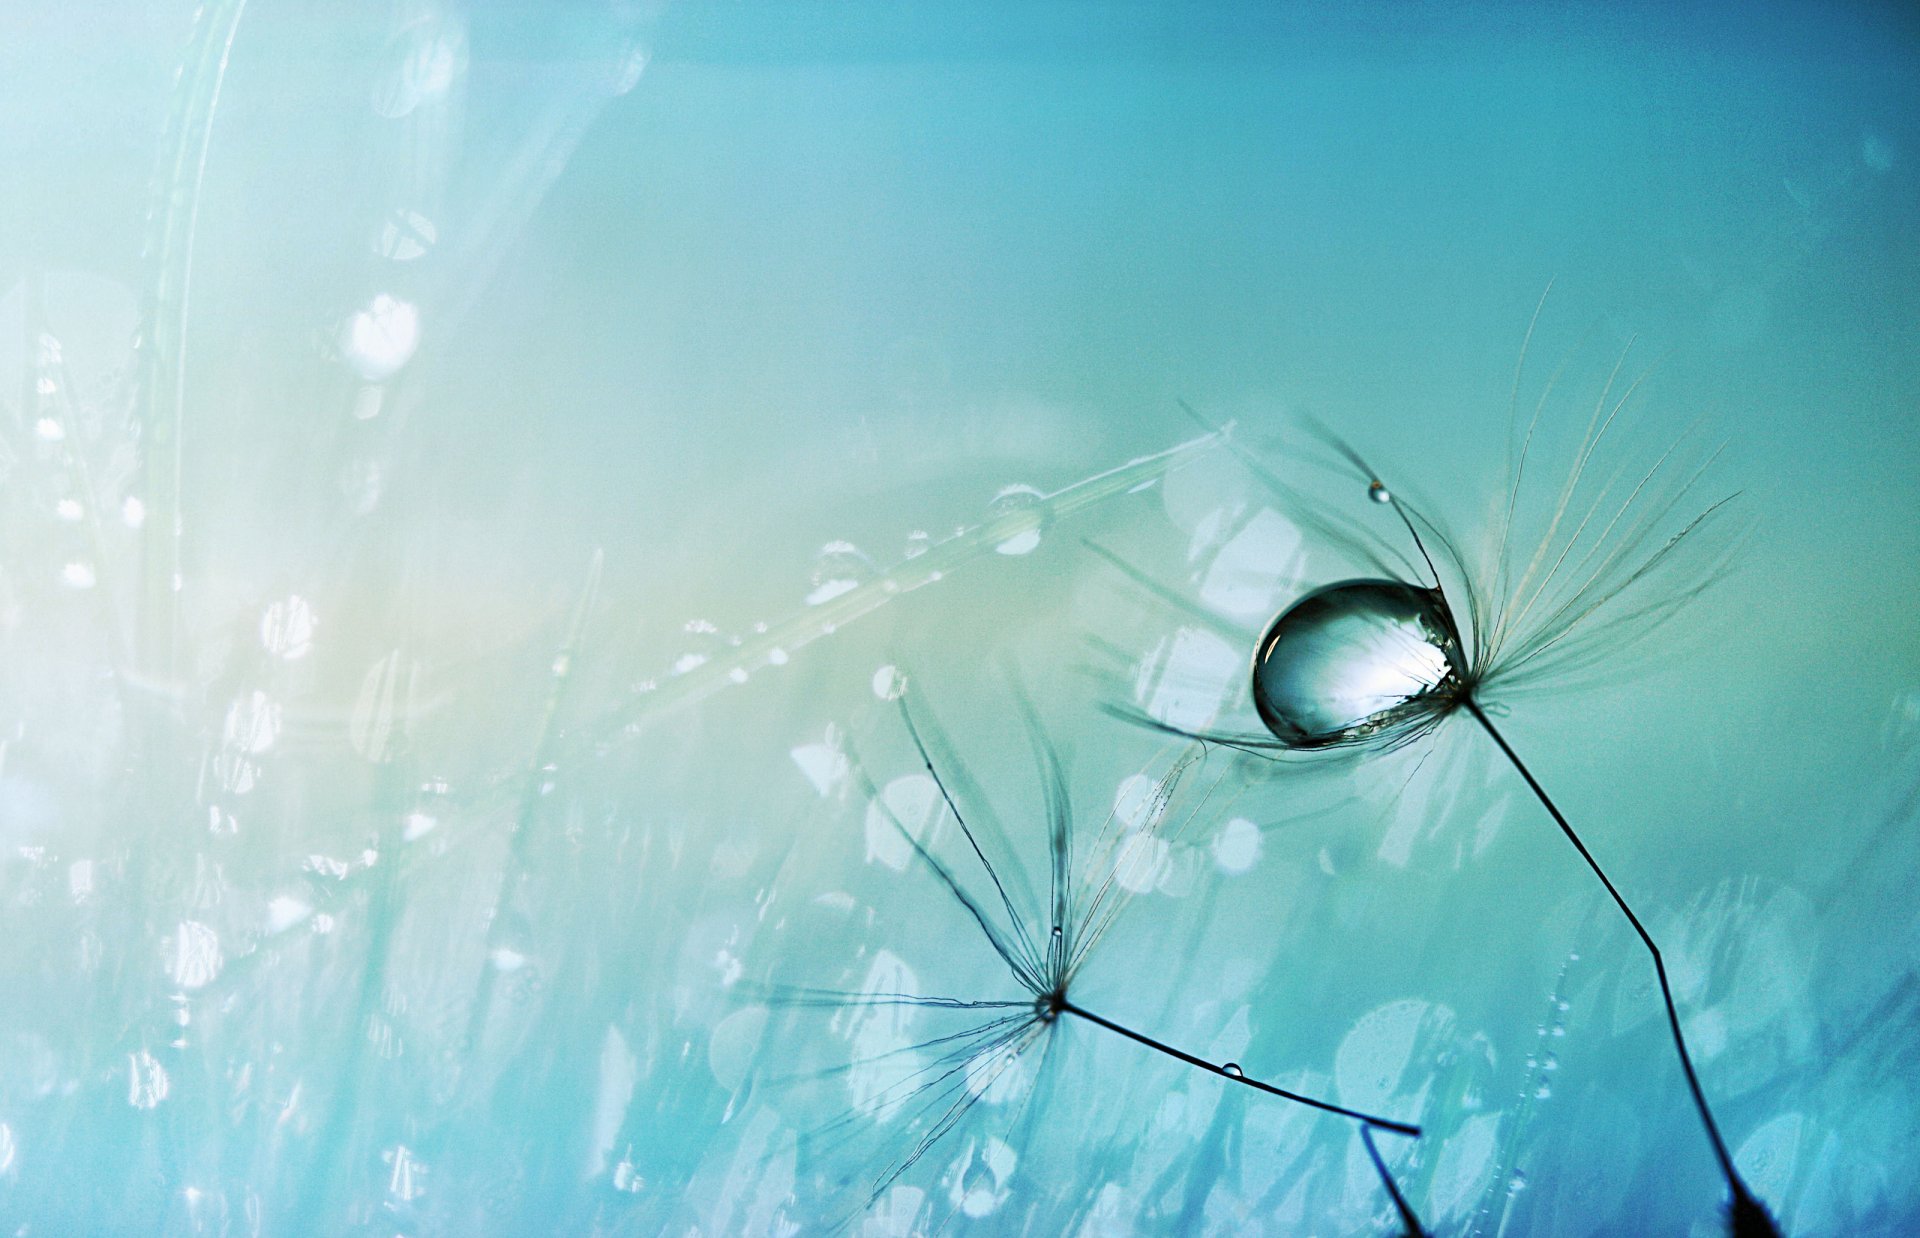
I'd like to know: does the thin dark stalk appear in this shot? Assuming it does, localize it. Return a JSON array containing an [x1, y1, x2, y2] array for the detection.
[[1057, 1000, 1419, 1135], [1361, 1124, 1428, 1238], [1462, 698, 1764, 1217], [1057, 1000, 1424, 1232]]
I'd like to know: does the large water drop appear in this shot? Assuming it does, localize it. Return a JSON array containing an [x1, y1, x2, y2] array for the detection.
[[1250, 580, 1461, 749]]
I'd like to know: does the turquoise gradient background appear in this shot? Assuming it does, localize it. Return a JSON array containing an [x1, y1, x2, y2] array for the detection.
[[2, 1, 1917, 1234]]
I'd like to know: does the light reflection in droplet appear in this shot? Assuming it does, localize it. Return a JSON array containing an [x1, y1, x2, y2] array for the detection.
[[987, 483, 1045, 556], [1250, 580, 1460, 749]]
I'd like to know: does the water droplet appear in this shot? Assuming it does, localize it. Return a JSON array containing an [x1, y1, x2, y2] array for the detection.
[[127, 1049, 170, 1109], [1368, 480, 1392, 504], [266, 896, 312, 934], [1212, 816, 1262, 875], [871, 664, 907, 700], [340, 293, 419, 381], [1541, 1053, 1559, 1072], [165, 920, 223, 989], [1507, 1170, 1527, 1195], [1533, 1081, 1553, 1100], [611, 1156, 644, 1193], [1549, 1021, 1566, 1038], [1556, 998, 1570, 1012], [986, 484, 1046, 555], [1249, 581, 1462, 748], [1050, 925, 1063, 939], [1222, 1062, 1244, 1078], [904, 529, 932, 558], [806, 541, 874, 605]]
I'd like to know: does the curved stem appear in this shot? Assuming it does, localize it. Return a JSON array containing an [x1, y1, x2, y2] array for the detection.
[[1058, 1000, 1425, 1232], [1463, 699, 1756, 1207]]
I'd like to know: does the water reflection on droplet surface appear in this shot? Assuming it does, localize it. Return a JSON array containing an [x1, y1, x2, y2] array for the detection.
[[986, 483, 1045, 555], [1250, 580, 1460, 748], [806, 541, 874, 605]]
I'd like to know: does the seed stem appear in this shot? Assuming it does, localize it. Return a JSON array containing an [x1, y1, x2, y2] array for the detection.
[[1057, 999, 1425, 1233], [1464, 698, 1764, 1217]]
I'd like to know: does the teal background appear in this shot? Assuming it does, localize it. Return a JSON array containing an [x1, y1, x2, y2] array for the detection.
[[2, 1, 1916, 1234]]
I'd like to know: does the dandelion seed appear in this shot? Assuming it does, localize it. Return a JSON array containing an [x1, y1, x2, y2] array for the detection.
[[1113, 304, 1772, 1234], [758, 690, 1427, 1233]]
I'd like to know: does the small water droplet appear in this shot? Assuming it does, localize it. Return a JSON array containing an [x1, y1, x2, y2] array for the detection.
[[1222, 1062, 1244, 1078], [806, 541, 874, 605], [905, 529, 932, 558], [986, 483, 1046, 555], [1368, 480, 1392, 504], [1549, 1021, 1566, 1037], [1540, 1053, 1558, 1072], [1533, 1081, 1552, 1100], [127, 1049, 170, 1109], [1555, 998, 1570, 1012], [872, 664, 907, 700], [1050, 925, 1063, 939], [340, 293, 419, 382], [1507, 1170, 1527, 1195]]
